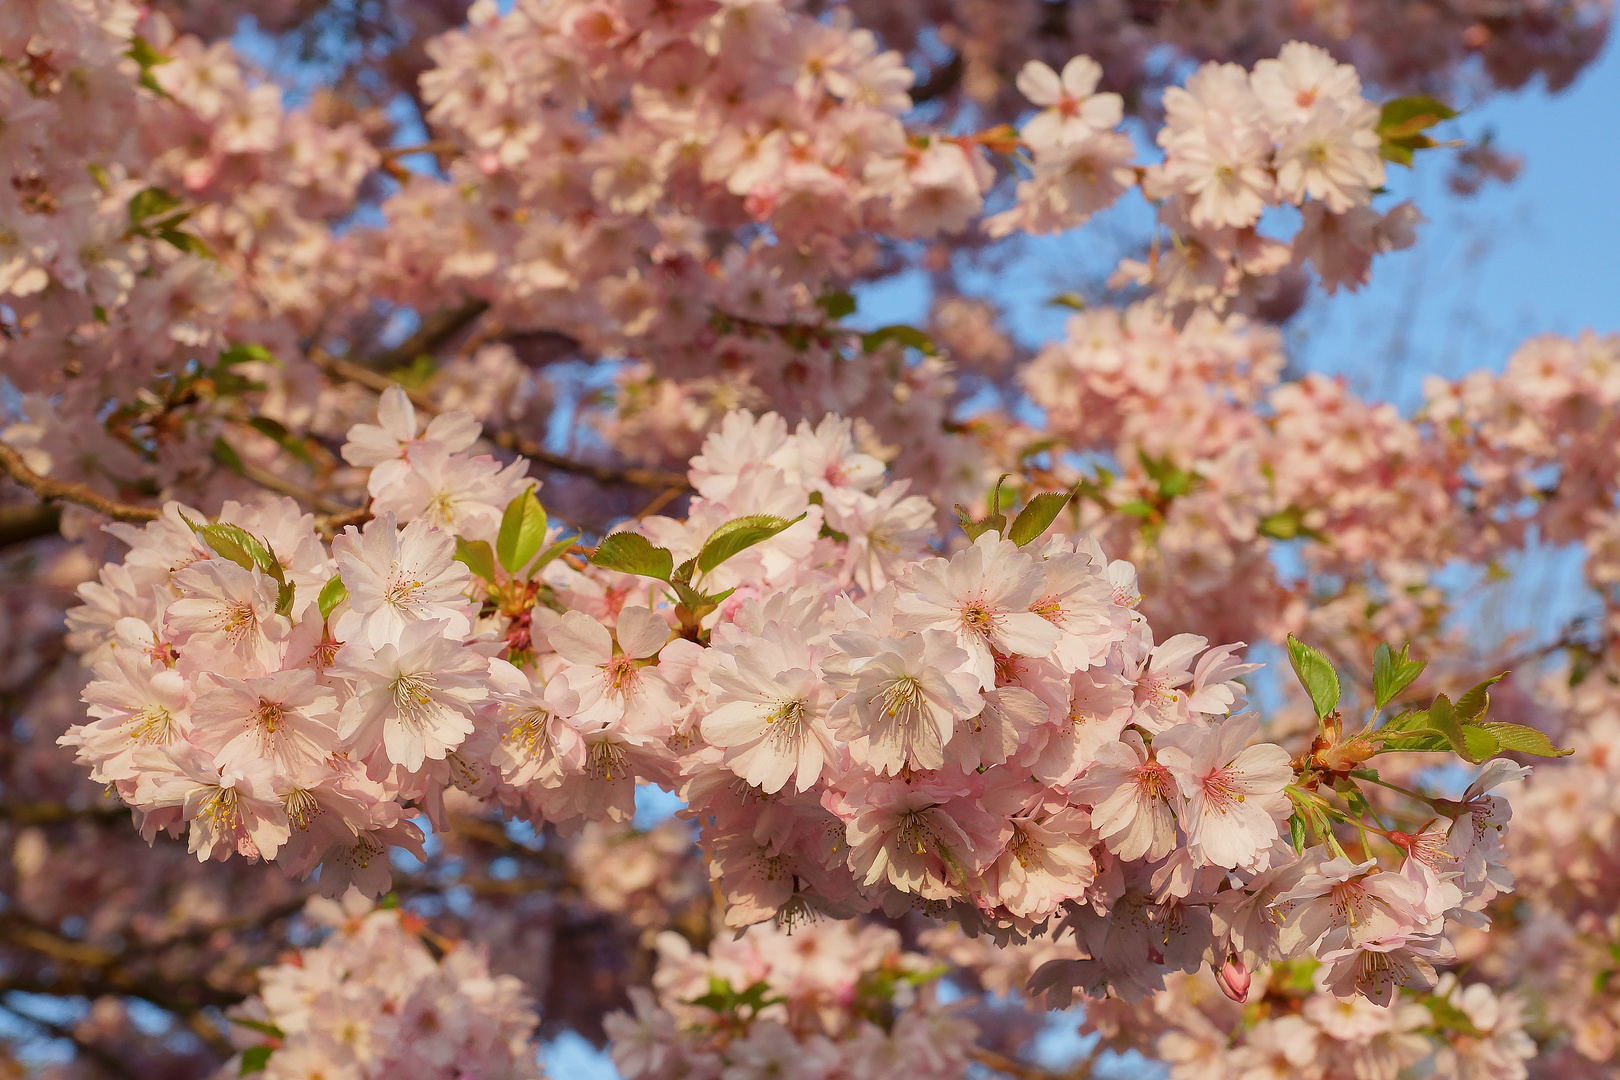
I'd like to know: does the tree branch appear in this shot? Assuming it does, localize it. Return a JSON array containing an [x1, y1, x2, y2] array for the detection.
[[0, 443, 161, 524], [0, 800, 131, 826], [0, 502, 61, 548], [364, 297, 491, 372]]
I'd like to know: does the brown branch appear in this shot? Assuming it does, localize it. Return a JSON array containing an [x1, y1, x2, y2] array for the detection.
[[494, 433, 690, 490], [0, 502, 61, 548], [310, 348, 438, 412], [0, 801, 130, 826], [634, 486, 686, 519], [381, 139, 458, 160], [365, 297, 491, 373], [315, 502, 372, 540], [0, 443, 161, 524]]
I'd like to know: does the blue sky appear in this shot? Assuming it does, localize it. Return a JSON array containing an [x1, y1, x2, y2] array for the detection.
[[1293, 37, 1620, 400]]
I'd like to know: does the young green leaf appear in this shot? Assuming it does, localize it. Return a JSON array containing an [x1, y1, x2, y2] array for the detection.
[[696, 512, 807, 575], [211, 436, 246, 476], [239, 1045, 274, 1076], [859, 324, 937, 355], [127, 186, 182, 226], [1007, 489, 1074, 547], [530, 534, 578, 573], [1286, 635, 1341, 719], [1478, 722, 1574, 758], [1372, 642, 1427, 710], [217, 343, 275, 368], [247, 416, 314, 465], [1379, 693, 1501, 764], [816, 290, 856, 319], [454, 538, 498, 582], [317, 574, 348, 620], [590, 533, 675, 582], [1375, 706, 1430, 736], [193, 522, 292, 613], [1455, 672, 1506, 723], [1377, 95, 1458, 166], [1288, 812, 1307, 854], [496, 487, 548, 576]]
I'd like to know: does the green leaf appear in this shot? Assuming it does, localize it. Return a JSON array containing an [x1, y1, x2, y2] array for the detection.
[[1377, 96, 1457, 167], [126, 35, 170, 70], [1372, 643, 1427, 710], [218, 343, 275, 368], [816, 290, 856, 319], [1425, 692, 1469, 754], [247, 416, 313, 465], [1256, 507, 1328, 543], [128, 186, 182, 226], [530, 534, 578, 573], [1455, 673, 1506, 723], [1286, 635, 1341, 719], [211, 436, 245, 476], [1478, 722, 1574, 758], [454, 538, 497, 582], [317, 574, 348, 620], [1377, 707, 1430, 735], [1421, 990, 1486, 1038], [697, 512, 807, 575], [955, 475, 1014, 541], [158, 228, 212, 257], [1380, 694, 1501, 763], [1378, 96, 1458, 137], [496, 487, 548, 576], [192, 522, 294, 616], [1114, 499, 1156, 519], [860, 324, 937, 355], [1288, 812, 1307, 854], [1007, 490, 1074, 547], [240, 1045, 273, 1076], [590, 533, 675, 582], [196, 521, 277, 576], [1048, 293, 1086, 310]]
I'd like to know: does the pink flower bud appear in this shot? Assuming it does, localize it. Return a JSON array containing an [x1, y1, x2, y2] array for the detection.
[[1216, 957, 1252, 1003]]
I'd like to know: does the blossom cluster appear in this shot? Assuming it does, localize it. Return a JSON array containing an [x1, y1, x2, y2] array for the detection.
[[224, 891, 542, 1080], [56, 395, 1535, 1008], [999, 44, 1421, 307], [606, 921, 974, 1080], [0, 0, 384, 519]]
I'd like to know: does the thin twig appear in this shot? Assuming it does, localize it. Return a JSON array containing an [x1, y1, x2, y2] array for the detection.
[[234, 457, 354, 515], [380, 140, 458, 160], [315, 502, 372, 540], [309, 348, 437, 412], [634, 486, 685, 519], [0, 443, 161, 524]]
